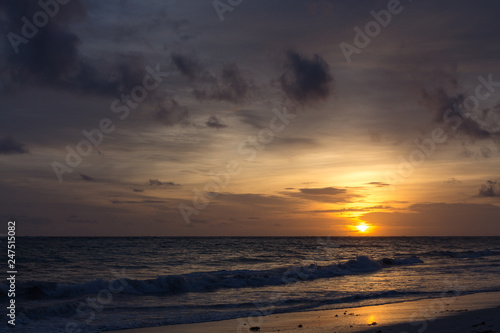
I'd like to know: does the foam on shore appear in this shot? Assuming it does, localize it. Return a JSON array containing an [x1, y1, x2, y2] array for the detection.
[[105, 291, 500, 333]]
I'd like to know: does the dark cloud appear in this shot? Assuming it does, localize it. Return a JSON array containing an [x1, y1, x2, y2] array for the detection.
[[193, 63, 251, 103], [417, 69, 497, 140], [111, 199, 166, 204], [279, 50, 333, 104], [132, 188, 144, 193], [206, 115, 227, 129], [0, 0, 147, 96], [0, 135, 28, 154], [454, 105, 493, 139], [153, 98, 190, 126], [170, 53, 253, 103], [66, 215, 98, 224], [285, 187, 362, 203], [365, 182, 390, 187], [310, 205, 395, 213], [149, 179, 180, 186], [171, 53, 202, 80], [478, 180, 500, 197], [446, 178, 462, 184], [188, 218, 209, 225], [0, 0, 86, 82], [300, 187, 346, 195], [80, 174, 94, 182], [457, 144, 496, 159]]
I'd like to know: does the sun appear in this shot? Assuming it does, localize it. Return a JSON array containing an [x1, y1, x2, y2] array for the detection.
[[356, 223, 369, 233], [346, 221, 375, 234]]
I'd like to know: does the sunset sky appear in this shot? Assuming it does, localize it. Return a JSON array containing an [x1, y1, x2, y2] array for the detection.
[[1, 0, 500, 236]]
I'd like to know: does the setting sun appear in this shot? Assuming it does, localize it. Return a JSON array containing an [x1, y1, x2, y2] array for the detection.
[[357, 223, 369, 233], [348, 222, 373, 234]]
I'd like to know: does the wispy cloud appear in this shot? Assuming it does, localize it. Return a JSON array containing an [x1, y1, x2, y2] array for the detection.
[[365, 182, 390, 187], [0, 136, 28, 154], [149, 179, 180, 186], [309, 205, 395, 213], [80, 174, 95, 182], [284, 187, 362, 203], [206, 115, 228, 129], [111, 199, 166, 204]]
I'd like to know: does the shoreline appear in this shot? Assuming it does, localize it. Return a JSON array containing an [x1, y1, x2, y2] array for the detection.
[[105, 291, 500, 333]]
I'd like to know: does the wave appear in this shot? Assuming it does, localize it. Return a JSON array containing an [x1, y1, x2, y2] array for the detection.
[[424, 249, 500, 259], [17, 289, 425, 325], [339, 244, 386, 248], [10, 289, 500, 333], [0, 255, 422, 299], [19, 300, 83, 320]]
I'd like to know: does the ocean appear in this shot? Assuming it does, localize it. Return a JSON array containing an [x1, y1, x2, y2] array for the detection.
[[1, 237, 500, 332]]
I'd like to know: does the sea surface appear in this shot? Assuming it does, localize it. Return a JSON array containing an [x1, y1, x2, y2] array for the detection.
[[1, 237, 500, 332]]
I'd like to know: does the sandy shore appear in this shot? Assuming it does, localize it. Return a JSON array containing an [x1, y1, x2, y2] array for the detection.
[[106, 291, 500, 333]]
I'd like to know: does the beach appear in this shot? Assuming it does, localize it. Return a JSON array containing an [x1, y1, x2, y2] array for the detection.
[[5, 237, 500, 332], [107, 291, 500, 333]]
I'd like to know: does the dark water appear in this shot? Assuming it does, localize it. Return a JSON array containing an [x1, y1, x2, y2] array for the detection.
[[2, 237, 500, 332]]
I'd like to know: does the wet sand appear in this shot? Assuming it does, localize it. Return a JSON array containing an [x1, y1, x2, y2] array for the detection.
[[106, 291, 500, 333]]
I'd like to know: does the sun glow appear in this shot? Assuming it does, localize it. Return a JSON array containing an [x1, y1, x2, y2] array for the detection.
[[356, 223, 369, 232], [348, 222, 373, 234], [367, 314, 377, 325]]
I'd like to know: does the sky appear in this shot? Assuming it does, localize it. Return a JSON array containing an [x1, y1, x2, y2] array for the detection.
[[1, 0, 500, 236]]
